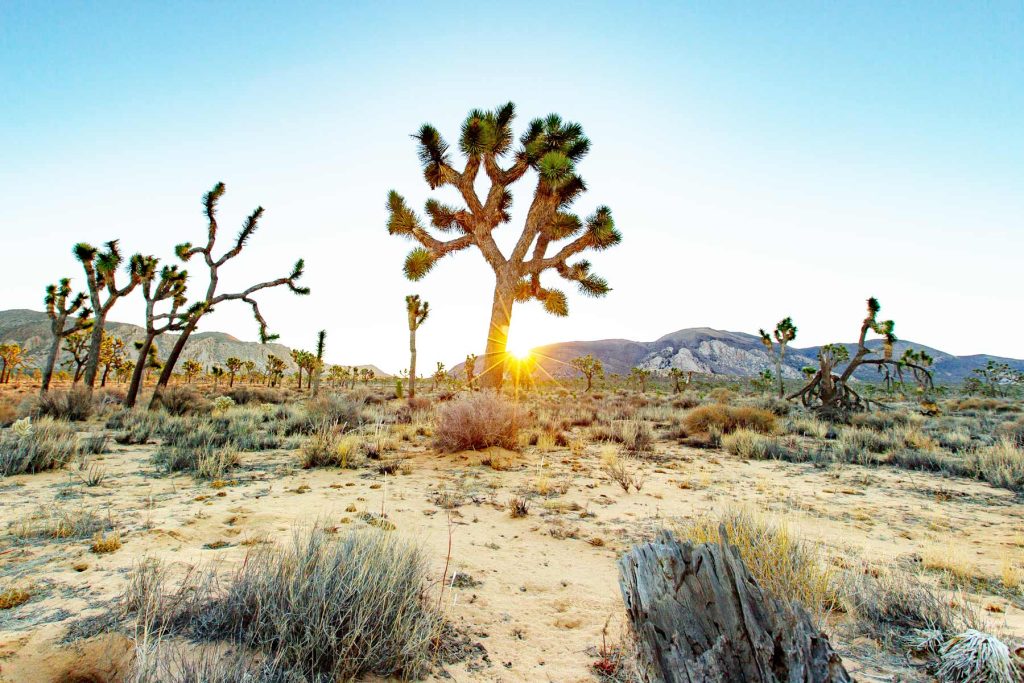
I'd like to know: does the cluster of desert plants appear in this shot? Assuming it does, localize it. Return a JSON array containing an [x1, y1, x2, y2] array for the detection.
[[118, 528, 447, 681], [0, 417, 80, 475], [682, 404, 777, 436]]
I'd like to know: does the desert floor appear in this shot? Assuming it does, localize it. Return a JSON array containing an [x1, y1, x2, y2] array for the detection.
[[1, 418, 1021, 682]]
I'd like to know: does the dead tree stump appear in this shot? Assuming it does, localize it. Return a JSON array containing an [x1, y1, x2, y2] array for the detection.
[[618, 528, 852, 683]]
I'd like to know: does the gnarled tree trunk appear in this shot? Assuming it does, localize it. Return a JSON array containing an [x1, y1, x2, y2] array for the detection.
[[478, 276, 514, 391], [618, 528, 851, 683]]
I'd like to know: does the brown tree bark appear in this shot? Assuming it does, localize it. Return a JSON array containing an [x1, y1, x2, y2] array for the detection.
[[478, 276, 515, 391]]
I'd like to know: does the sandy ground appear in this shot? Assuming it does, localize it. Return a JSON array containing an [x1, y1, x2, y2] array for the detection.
[[1, 432, 1022, 682]]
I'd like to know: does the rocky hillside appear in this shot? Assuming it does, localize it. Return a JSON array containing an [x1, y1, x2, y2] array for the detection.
[[524, 327, 1024, 384], [0, 309, 389, 377]]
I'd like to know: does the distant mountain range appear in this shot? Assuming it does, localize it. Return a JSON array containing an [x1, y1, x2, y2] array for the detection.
[[0, 310, 389, 378], [521, 327, 1024, 384], [5, 309, 1020, 385]]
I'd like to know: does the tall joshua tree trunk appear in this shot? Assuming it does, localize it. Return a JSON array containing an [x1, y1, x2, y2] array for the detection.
[[41, 278, 92, 395], [409, 327, 418, 398], [127, 336, 154, 407], [480, 273, 515, 391]]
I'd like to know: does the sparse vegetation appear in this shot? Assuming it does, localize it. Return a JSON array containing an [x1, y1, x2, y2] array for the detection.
[[434, 391, 523, 452]]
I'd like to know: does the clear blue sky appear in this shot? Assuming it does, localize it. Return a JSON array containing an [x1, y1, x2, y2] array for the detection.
[[2, 1, 1022, 368]]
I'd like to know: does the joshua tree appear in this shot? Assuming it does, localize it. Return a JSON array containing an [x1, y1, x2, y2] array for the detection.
[[137, 340, 162, 386], [265, 355, 286, 388], [290, 349, 307, 390], [74, 240, 146, 393], [899, 348, 934, 396], [126, 259, 190, 407], [62, 330, 91, 383], [759, 317, 797, 398], [311, 331, 326, 396], [386, 103, 622, 390], [148, 183, 309, 409], [570, 354, 603, 392], [360, 367, 375, 384], [630, 367, 652, 393], [242, 360, 256, 384], [182, 359, 202, 384], [432, 362, 447, 391], [211, 366, 225, 389], [41, 278, 93, 393], [98, 334, 127, 386], [668, 368, 693, 394], [405, 295, 429, 399], [0, 343, 24, 384], [115, 360, 134, 384], [464, 354, 477, 390], [327, 364, 347, 388], [225, 357, 242, 388], [788, 298, 933, 419]]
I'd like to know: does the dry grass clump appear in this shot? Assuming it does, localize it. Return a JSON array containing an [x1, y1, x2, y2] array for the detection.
[[599, 444, 646, 493], [433, 391, 522, 452], [121, 528, 446, 681], [963, 438, 1024, 491], [26, 387, 93, 421], [90, 530, 122, 554], [1, 417, 81, 475], [0, 587, 31, 610], [786, 416, 830, 439], [589, 419, 654, 453], [671, 392, 701, 409], [722, 429, 794, 460], [846, 565, 981, 648], [0, 395, 19, 427], [223, 386, 286, 405], [150, 385, 207, 415], [301, 423, 362, 469], [682, 405, 776, 436], [676, 507, 836, 623], [707, 387, 736, 404], [9, 505, 111, 540], [305, 394, 366, 431], [152, 442, 239, 479]]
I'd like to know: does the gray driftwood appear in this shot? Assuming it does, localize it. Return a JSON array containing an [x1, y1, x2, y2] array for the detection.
[[618, 528, 852, 683]]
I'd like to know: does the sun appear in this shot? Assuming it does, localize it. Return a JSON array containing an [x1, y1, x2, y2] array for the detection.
[[507, 343, 532, 361]]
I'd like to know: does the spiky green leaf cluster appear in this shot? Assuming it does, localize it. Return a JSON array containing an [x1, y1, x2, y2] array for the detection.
[[404, 248, 436, 281], [386, 191, 421, 236], [586, 207, 621, 250]]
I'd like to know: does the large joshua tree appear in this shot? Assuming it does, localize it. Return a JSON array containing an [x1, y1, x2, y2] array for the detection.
[[148, 183, 309, 409], [405, 295, 429, 399], [386, 103, 622, 389], [74, 240, 146, 393], [41, 278, 93, 394], [126, 258, 189, 407], [759, 317, 798, 398], [787, 298, 933, 419]]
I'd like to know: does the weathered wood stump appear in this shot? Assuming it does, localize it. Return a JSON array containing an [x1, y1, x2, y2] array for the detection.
[[618, 527, 852, 683]]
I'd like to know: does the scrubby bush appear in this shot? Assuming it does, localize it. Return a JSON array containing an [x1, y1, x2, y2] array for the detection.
[[300, 421, 361, 469], [433, 391, 523, 452], [682, 405, 776, 436], [28, 387, 93, 421], [152, 386, 207, 416], [671, 392, 701, 410], [0, 417, 80, 475], [153, 442, 239, 479], [722, 429, 794, 460], [121, 528, 447, 681], [707, 387, 736, 404], [676, 507, 836, 624], [305, 394, 365, 431], [589, 419, 654, 453], [9, 504, 112, 540], [223, 386, 286, 405], [965, 438, 1024, 491]]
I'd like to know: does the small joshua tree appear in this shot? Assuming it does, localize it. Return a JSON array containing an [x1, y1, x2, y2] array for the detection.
[[405, 295, 429, 399], [0, 344, 24, 384], [788, 298, 933, 419], [386, 103, 622, 389], [759, 317, 797, 398], [62, 330, 91, 383], [310, 330, 326, 396], [464, 354, 477, 391], [432, 362, 447, 391], [668, 368, 693, 394], [41, 278, 93, 393], [210, 366, 225, 389], [74, 240, 146, 393], [181, 359, 202, 384], [265, 355, 286, 388], [570, 354, 603, 392], [630, 367, 652, 393], [98, 334, 126, 387], [148, 183, 309, 409], [242, 360, 256, 384], [225, 357, 242, 388], [126, 258, 189, 407]]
